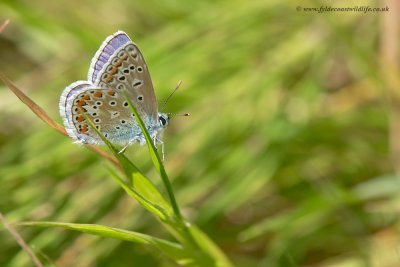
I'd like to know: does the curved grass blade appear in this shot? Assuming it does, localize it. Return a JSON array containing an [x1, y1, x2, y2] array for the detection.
[[121, 91, 182, 221], [0, 72, 65, 134], [108, 168, 173, 221], [18, 221, 195, 266], [122, 91, 234, 267], [0, 72, 119, 167], [83, 114, 174, 220]]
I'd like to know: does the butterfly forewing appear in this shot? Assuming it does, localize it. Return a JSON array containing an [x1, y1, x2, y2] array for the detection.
[[89, 31, 158, 121], [88, 32, 129, 83]]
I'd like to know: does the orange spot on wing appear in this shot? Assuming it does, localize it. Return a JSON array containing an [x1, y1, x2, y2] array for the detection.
[[110, 66, 118, 75], [107, 60, 122, 78], [77, 116, 85, 122], [76, 107, 87, 113], [82, 95, 91, 100], [77, 99, 86, 107], [106, 75, 113, 82], [80, 124, 88, 133], [93, 91, 103, 98], [107, 90, 116, 96]]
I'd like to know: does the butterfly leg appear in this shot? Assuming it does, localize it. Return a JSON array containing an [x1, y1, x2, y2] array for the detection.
[[160, 141, 165, 161], [118, 144, 129, 154], [154, 137, 165, 161], [118, 139, 135, 154]]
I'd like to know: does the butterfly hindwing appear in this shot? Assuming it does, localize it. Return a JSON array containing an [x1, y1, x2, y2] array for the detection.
[[60, 82, 139, 144]]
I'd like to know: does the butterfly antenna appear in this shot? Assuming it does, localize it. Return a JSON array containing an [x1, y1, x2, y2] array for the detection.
[[168, 112, 190, 119], [160, 80, 182, 112]]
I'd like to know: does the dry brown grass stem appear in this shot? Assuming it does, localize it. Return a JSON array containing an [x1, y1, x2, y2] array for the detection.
[[0, 72, 120, 168], [0, 212, 44, 267]]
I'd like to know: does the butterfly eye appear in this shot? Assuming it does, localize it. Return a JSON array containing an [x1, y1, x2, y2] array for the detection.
[[159, 116, 167, 126]]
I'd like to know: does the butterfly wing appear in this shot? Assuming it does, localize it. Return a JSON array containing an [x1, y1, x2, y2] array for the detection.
[[88, 31, 158, 122], [60, 81, 141, 145], [88, 31, 130, 84], [60, 31, 162, 146]]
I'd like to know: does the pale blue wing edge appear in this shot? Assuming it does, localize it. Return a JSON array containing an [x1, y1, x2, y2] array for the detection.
[[87, 30, 132, 85]]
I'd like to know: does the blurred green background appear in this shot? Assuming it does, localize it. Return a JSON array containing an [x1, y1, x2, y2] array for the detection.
[[1, 0, 400, 266]]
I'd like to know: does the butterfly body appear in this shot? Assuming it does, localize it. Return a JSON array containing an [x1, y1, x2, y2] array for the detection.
[[59, 31, 169, 150]]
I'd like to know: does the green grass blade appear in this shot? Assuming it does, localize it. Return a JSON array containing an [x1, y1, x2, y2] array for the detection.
[[188, 225, 234, 267], [83, 94, 233, 266], [122, 92, 234, 266], [83, 112, 142, 182], [108, 168, 173, 220], [84, 114, 174, 221], [122, 91, 182, 220], [86, 112, 171, 210], [18, 221, 194, 265]]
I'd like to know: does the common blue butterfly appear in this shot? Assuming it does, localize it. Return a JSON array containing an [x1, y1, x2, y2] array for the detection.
[[59, 31, 169, 156]]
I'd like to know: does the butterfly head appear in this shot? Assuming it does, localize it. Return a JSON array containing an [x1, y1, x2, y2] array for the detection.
[[158, 113, 170, 128]]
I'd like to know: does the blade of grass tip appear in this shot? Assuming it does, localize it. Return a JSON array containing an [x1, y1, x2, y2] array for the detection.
[[121, 91, 182, 221], [0, 213, 44, 267], [18, 221, 193, 265], [0, 72, 119, 167]]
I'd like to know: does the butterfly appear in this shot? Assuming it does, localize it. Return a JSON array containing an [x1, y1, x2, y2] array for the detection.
[[59, 31, 170, 157]]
